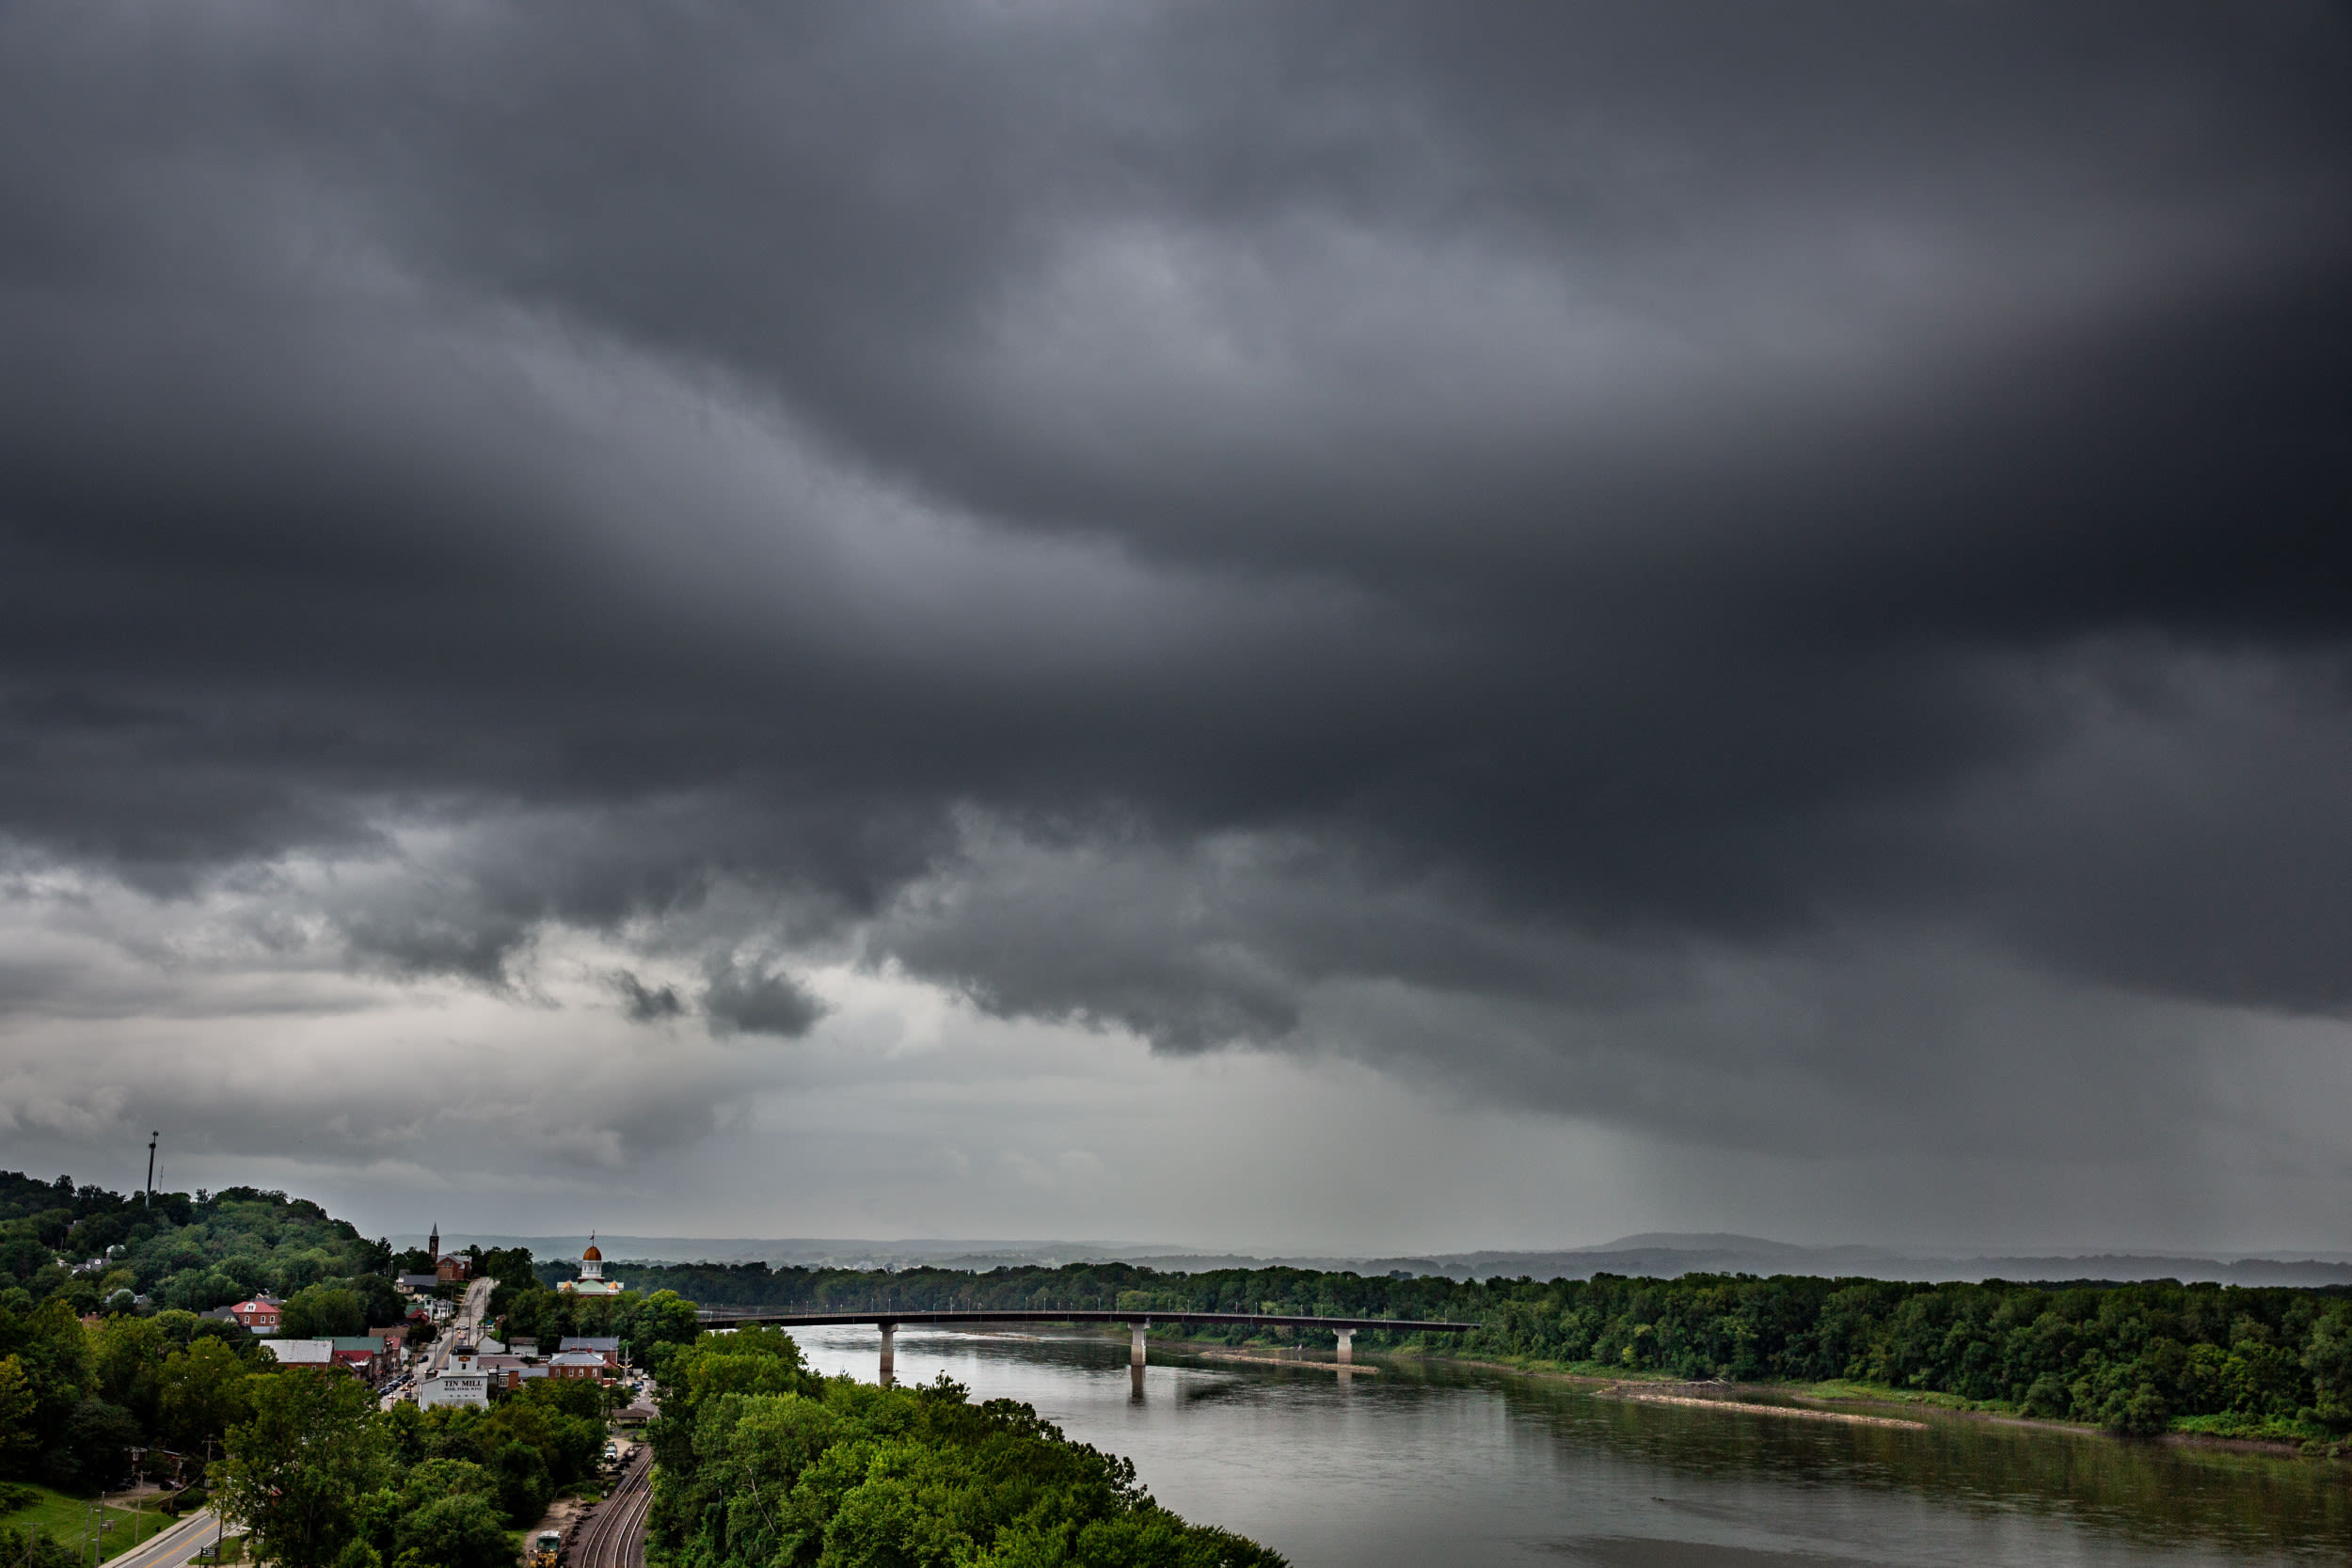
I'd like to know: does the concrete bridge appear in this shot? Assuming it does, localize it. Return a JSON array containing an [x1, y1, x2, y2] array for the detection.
[[696, 1308, 1477, 1386]]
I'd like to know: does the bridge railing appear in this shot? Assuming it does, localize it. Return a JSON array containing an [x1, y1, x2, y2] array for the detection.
[[691, 1307, 1475, 1333], [688, 1307, 1474, 1383]]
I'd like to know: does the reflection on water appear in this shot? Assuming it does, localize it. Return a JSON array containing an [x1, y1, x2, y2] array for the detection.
[[786, 1323, 2352, 1567]]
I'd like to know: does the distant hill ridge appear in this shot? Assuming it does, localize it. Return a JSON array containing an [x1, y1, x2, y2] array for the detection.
[[407, 1229, 2352, 1287]]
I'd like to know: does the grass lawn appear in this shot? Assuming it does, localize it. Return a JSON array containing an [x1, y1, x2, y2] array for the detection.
[[0, 1482, 189, 1562]]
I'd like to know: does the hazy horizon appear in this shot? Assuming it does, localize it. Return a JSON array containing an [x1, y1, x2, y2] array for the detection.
[[397, 1229, 2352, 1266]]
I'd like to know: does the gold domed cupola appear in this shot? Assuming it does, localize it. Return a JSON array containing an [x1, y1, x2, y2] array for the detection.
[[559, 1232, 622, 1295]]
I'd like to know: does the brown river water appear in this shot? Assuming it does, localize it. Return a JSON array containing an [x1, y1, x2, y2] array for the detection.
[[787, 1323, 2352, 1566]]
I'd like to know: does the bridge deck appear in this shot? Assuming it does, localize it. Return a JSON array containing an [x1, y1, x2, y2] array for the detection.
[[697, 1308, 1472, 1332]]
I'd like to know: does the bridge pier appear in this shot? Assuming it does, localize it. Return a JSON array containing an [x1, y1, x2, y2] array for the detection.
[[1130, 1322, 1149, 1369], [879, 1322, 896, 1386], [1335, 1328, 1354, 1365]]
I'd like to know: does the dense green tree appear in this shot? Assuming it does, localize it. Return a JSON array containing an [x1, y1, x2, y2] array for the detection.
[[648, 1354, 1287, 1568], [625, 1289, 701, 1355], [2302, 1309, 2352, 1426], [473, 1385, 602, 1497], [393, 1494, 514, 1568], [0, 1243, 49, 1290], [487, 1440, 550, 1526], [214, 1370, 386, 1568], [158, 1338, 256, 1453], [89, 1315, 165, 1433], [2, 1299, 96, 1486], [64, 1399, 141, 1489], [0, 1359, 37, 1475], [396, 1458, 495, 1509], [281, 1287, 368, 1339]]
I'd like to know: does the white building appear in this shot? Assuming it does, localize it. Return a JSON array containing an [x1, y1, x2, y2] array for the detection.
[[416, 1349, 491, 1409], [263, 1339, 336, 1368]]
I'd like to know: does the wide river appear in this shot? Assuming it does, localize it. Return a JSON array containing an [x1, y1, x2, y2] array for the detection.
[[787, 1323, 2352, 1566]]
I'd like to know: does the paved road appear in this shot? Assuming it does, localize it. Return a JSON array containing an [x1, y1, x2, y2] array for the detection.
[[103, 1510, 219, 1568], [383, 1275, 497, 1407], [425, 1276, 498, 1374], [454, 1276, 495, 1350]]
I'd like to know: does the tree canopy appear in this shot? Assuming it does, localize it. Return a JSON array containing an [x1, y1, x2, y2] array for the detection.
[[647, 1332, 1285, 1568]]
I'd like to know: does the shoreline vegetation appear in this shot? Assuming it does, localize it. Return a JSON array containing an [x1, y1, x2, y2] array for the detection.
[[1098, 1332, 2329, 1453], [1203, 1333, 2352, 1458], [1357, 1352, 2320, 1454]]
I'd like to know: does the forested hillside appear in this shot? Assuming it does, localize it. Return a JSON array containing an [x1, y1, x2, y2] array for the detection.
[[0, 1171, 394, 1320], [0, 1171, 407, 1493], [618, 1259, 2352, 1446]]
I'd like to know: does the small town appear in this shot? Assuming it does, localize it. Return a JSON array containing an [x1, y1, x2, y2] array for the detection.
[[0, 1180, 673, 1568], [210, 1229, 654, 1422]]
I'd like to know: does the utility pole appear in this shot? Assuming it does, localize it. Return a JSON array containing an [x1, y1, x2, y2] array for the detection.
[[145, 1132, 158, 1209]]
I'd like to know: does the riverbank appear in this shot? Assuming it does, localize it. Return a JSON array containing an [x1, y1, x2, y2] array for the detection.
[[1058, 1323, 2344, 1462], [1373, 1349, 2342, 1461], [1602, 1386, 1924, 1429]]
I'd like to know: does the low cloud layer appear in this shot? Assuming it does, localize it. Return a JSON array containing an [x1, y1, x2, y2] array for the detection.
[[1, 3, 2348, 1246]]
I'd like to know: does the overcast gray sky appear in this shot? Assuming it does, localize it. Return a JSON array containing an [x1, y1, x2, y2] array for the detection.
[[3, 2, 2350, 1255]]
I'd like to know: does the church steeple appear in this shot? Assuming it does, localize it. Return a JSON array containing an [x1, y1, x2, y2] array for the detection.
[[429, 1222, 439, 1263]]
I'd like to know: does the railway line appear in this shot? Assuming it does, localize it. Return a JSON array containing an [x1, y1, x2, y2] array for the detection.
[[566, 1449, 653, 1568]]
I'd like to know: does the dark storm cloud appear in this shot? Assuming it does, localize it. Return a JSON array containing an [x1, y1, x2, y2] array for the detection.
[[701, 961, 827, 1041], [612, 972, 684, 1024], [0, 0, 2349, 1130]]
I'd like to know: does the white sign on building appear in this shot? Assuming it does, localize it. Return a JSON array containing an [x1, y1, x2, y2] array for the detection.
[[417, 1370, 488, 1409]]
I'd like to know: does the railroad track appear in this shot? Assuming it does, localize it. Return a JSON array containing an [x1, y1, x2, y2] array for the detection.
[[568, 1449, 653, 1568]]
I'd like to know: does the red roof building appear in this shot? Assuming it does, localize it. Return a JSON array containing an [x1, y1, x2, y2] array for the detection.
[[548, 1350, 610, 1380], [228, 1298, 281, 1332]]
